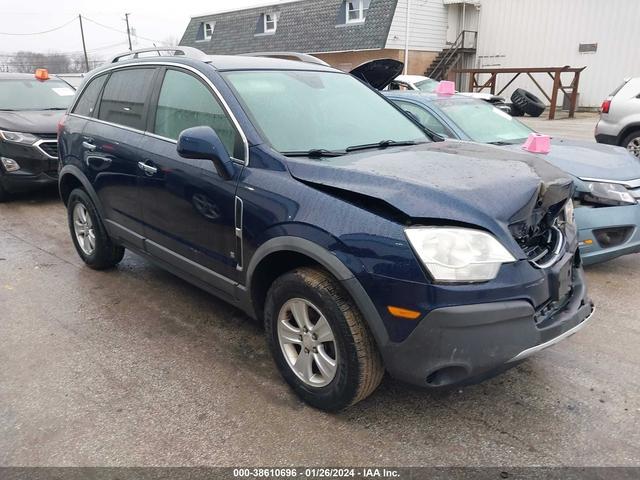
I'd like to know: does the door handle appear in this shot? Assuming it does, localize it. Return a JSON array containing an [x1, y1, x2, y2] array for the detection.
[[138, 161, 158, 176], [82, 141, 97, 151]]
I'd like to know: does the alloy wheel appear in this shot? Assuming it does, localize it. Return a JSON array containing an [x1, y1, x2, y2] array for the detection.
[[277, 298, 338, 387], [627, 136, 640, 158], [73, 203, 96, 256]]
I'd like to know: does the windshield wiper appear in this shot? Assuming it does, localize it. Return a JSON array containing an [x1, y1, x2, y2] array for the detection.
[[346, 139, 418, 152], [41, 107, 67, 111], [282, 148, 346, 158], [0, 109, 17, 111]]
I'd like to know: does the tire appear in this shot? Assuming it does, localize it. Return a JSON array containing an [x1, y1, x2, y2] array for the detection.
[[507, 102, 525, 117], [67, 188, 125, 270], [0, 182, 7, 203], [264, 267, 384, 411], [621, 130, 640, 158], [511, 88, 546, 117]]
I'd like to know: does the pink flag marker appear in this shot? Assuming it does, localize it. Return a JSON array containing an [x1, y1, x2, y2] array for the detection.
[[522, 133, 551, 154], [435, 80, 456, 96]]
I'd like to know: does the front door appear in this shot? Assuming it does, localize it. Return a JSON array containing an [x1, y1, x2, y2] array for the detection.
[[138, 67, 246, 284]]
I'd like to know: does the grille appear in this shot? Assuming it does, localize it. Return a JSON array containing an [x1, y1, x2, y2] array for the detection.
[[511, 200, 567, 268], [38, 141, 58, 158]]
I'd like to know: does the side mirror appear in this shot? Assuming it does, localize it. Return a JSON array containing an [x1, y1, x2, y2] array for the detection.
[[177, 126, 235, 180]]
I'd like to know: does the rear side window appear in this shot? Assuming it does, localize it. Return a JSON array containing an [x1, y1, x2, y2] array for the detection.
[[394, 100, 453, 138], [98, 68, 155, 130], [153, 69, 243, 159], [609, 80, 629, 97], [72, 75, 107, 117]]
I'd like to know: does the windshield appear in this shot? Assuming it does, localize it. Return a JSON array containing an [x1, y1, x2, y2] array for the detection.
[[222, 70, 427, 153], [414, 78, 439, 92], [0, 79, 75, 110], [439, 99, 533, 143]]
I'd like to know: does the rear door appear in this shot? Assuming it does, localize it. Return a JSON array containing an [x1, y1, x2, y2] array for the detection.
[[82, 67, 158, 246], [138, 67, 246, 284]]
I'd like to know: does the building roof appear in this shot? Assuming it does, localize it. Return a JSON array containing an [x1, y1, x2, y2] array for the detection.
[[180, 0, 399, 55]]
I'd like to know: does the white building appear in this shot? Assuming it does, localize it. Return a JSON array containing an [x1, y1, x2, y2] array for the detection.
[[472, 0, 640, 108]]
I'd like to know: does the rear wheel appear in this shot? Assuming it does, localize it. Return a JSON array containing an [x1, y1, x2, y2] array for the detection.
[[622, 130, 640, 158], [67, 188, 124, 269], [264, 267, 384, 411]]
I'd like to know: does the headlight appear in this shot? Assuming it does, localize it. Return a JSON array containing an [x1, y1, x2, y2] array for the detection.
[[581, 181, 636, 206], [405, 227, 516, 283], [0, 130, 39, 146]]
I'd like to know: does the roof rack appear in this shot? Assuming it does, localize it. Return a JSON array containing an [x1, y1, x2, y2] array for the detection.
[[108, 46, 209, 64], [239, 52, 330, 67]]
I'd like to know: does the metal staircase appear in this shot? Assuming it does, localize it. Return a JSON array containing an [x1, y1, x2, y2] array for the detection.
[[426, 30, 477, 80]]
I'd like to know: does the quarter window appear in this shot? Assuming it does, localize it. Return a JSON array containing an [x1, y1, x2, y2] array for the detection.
[[153, 69, 243, 159], [98, 68, 156, 131], [72, 74, 107, 117]]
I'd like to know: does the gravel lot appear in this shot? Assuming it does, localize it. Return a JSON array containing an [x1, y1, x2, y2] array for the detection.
[[1, 114, 639, 467]]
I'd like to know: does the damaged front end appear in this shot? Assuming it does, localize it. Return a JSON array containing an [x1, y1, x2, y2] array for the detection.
[[509, 179, 576, 269]]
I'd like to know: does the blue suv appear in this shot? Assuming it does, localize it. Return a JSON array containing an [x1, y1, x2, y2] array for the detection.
[[58, 48, 594, 410]]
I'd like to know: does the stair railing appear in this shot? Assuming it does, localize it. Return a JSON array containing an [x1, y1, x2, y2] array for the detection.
[[429, 30, 477, 80]]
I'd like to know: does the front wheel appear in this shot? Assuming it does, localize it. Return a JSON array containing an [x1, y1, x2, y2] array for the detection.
[[265, 267, 384, 411], [67, 188, 125, 269]]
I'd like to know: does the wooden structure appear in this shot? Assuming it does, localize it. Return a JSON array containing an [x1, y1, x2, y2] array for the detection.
[[452, 66, 587, 120]]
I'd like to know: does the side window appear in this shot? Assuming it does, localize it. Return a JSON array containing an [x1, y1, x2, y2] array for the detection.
[[395, 100, 453, 138], [98, 68, 156, 130], [72, 74, 107, 117], [153, 69, 243, 159]]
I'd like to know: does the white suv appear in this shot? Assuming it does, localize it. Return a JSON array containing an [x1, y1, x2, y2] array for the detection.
[[595, 77, 640, 157]]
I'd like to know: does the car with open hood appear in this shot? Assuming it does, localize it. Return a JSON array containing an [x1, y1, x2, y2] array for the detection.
[[0, 71, 75, 201], [353, 59, 509, 112], [385, 90, 640, 265], [58, 47, 593, 411]]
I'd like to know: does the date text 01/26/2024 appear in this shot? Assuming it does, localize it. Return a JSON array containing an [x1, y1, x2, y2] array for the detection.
[[233, 468, 401, 478]]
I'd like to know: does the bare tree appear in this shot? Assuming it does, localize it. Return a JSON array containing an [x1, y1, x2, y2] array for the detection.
[[6, 51, 92, 73]]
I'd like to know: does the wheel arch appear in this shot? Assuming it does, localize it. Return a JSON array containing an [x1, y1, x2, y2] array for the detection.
[[58, 165, 106, 219], [618, 122, 640, 146], [245, 236, 390, 349]]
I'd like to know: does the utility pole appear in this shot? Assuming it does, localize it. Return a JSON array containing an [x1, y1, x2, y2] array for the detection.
[[78, 15, 89, 71], [404, 0, 411, 74], [124, 13, 133, 51]]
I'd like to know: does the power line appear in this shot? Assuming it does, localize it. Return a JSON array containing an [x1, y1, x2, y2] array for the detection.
[[0, 17, 77, 36], [81, 15, 164, 44]]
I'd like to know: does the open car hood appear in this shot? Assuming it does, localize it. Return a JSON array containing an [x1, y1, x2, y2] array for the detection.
[[350, 59, 404, 90]]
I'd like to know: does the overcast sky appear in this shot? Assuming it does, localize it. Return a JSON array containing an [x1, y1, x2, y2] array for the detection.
[[1, 0, 290, 58]]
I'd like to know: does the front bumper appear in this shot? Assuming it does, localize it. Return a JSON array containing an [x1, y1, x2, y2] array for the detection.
[[575, 204, 640, 265], [381, 259, 594, 388], [0, 140, 58, 193]]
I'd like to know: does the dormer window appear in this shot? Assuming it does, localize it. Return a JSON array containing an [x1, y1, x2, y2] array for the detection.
[[196, 21, 214, 42], [264, 13, 277, 33], [346, 0, 368, 23]]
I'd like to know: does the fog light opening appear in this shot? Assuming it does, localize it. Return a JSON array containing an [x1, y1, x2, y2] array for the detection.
[[593, 226, 633, 249], [1, 157, 20, 172]]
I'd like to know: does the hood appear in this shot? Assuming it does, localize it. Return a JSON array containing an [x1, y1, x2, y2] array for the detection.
[[0, 110, 65, 135], [350, 59, 404, 90], [286, 141, 572, 246], [459, 92, 505, 103], [501, 138, 640, 182]]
